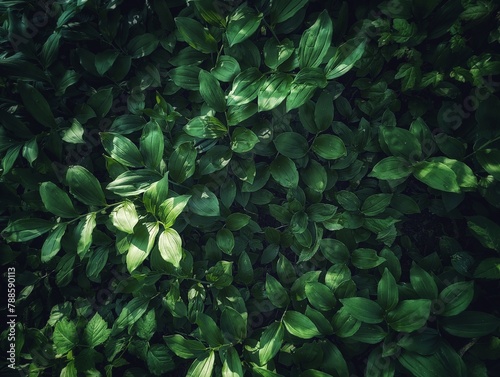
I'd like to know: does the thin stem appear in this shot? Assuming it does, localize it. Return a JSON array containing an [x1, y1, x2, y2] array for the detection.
[[463, 134, 500, 160]]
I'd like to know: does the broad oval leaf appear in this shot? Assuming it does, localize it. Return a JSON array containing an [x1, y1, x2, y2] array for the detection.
[[184, 116, 228, 139], [283, 310, 321, 339], [413, 161, 461, 193], [66, 166, 106, 206], [100, 132, 143, 167], [175, 17, 217, 53], [312, 135, 346, 160], [298, 10, 333, 68], [40, 182, 78, 218]]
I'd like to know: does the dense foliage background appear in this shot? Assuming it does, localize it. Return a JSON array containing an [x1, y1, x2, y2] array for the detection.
[[1, 0, 500, 376]]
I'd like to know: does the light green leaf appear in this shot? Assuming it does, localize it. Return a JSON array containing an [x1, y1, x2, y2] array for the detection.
[[298, 10, 333, 68], [283, 310, 321, 339], [217, 228, 235, 255], [266, 274, 289, 308], [164, 334, 207, 359], [196, 313, 225, 347], [258, 322, 284, 365], [378, 268, 399, 311], [467, 215, 500, 251], [325, 39, 366, 79], [111, 297, 150, 335], [270, 0, 308, 23], [222, 347, 243, 377], [369, 156, 413, 180], [476, 149, 500, 180], [84, 313, 111, 348], [158, 195, 191, 228], [53, 319, 78, 355], [410, 263, 438, 300], [111, 201, 139, 234], [126, 222, 159, 273], [258, 73, 293, 112], [187, 351, 215, 377], [351, 248, 386, 269], [413, 161, 461, 193], [143, 174, 169, 215], [227, 68, 264, 106], [147, 345, 175, 375], [62, 119, 85, 144], [184, 116, 228, 139], [474, 258, 500, 279], [106, 169, 162, 197], [438, 281, 474, 317], [76, 212, 96, 259], [158, 228, 183, 268]]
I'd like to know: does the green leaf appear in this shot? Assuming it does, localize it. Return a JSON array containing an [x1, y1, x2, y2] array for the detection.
[[53, 319, 78, 355], [184, 116, 227, 139], [147, 345, 174, 375], [305, 282, 337, 311], [62, 119, 85, 144], [169, 142, 197, 183], [158, 195, 191, 228], [351, 248, 386, 269], [40, 182, 78, 218], [340, 297, 384, 324], [226, 6, 263, 47], [143, 174, 169, 215], [332, 307, 361, 337], [441, 311, 500, 338], [274, 132, 309, 159], [66, 166, 106, 206], [100, 132, 143, 168], [22, 138, 38, 166], [95, 50, 119, 76], [76, 212, 96, 259], [84, 313, 111, 348], [188, 185, 220, 216], [227, 68, 264, 106], [164, 334, 206, 359], [378, 268, 399, 311], [231, 127, 260, 153], [320, 238, 349, 264], [315, 91, 334, 132], [217, 228, 235, 255], [126, 222, 159, 273], [227, 103, 258, 126], [283, 311, 321, 339], [87, 87, 113, 117], [187, 351, 215, 377], [410, 263, 438, 300], [127, 33, 159, 58], [222, 347, 243, 377], [158, 228, 183, 268], [301, 160, 328, 193], [387, 299, 431, 332], [175, 17, 217, 54], [298, 10, 333, 68], [170, 66, 201, 90], [212, 56, 241, 82], [2, 218, 54, 242], [438, 281, 474, 317], [270, 155, 299, 188], [264, 38, 295, 70], [369, 156, 413, 180], [41, 32, 61, 67], [140, 120, 164, 170], [379, 126, 421, 159], [86, 246, 109, 280], [325, 39, 366, 79], [361, 194, 393, 216], [413, 161, 461, 193], [136, 309, 157, 340], [17, 81, 57, 128], [221, 307, 247, 343], [474, 258, 500, 279], [226, 213, 251, 231], [111, 297, 150, 336], [1, 145, 22, 176], [394, 63, 421, 91], [476, 149, 500, 180], [305, 306, 334, 335], [199, 70, 226, 112], [430, 157, 477, 188], [467, 215, 500, 251], [270, 0, 308, 23], [312, 135, 346, 160], [196, 313, 224, 347], [106, 169, 161, 197], [111, 201, 139, 234], [41, 224, 67, 263], [399, 343, 467, 377], [258, 322, 284, 365], [286, 68, 325, 111], [266, 274, 289, 308], [258, 73, 293, 112]]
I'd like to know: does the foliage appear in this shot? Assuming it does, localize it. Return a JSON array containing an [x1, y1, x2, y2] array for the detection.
[[1, 0, 500, 376]]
